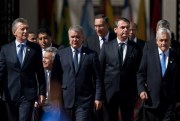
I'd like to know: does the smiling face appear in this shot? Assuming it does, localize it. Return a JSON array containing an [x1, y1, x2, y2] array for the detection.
[[12, 22, 29, 42], [43, 51, 53, 70]]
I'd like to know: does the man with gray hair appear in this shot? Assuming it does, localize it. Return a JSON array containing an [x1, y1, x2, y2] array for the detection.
[[137, 27, 180, 120], [0, 18, 46, 121], [32, 47, 58, 121], [51, 25, 104, 121]]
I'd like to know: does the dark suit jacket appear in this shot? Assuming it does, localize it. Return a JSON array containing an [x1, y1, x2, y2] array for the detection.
[[51, 46, 103, 109], [137, 41, 180, 108], [99, 39, 142, 103], [0, 41, 46, 101], [136, 38, 145, 50], [83, 32, 116, 55]]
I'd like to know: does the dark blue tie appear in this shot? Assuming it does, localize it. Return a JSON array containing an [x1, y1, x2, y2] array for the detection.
[[73, 49, 78, 72], [119, 43, 124, 66], [160, 53, 166, 76], [18, 44, 24, 65]]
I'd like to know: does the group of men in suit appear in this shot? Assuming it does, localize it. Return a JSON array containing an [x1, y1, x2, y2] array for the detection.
[[0, 14, 180, 121]]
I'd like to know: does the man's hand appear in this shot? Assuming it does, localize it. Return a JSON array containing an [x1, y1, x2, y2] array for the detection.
[[139, 91, 148, 101], [94, 100, 103, 111], [38, 95, 46, 106]]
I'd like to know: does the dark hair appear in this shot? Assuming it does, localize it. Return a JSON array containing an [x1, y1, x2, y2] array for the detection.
[[114, 17, 130, 28], [94, 14, 109, 23], [37, 28, 52, 36]]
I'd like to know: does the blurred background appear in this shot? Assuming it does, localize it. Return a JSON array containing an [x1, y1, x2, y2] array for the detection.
[[0, 0, 179, 46]]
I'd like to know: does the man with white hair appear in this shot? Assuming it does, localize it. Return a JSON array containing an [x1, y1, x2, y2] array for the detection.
[[137, 28, 180, 121]]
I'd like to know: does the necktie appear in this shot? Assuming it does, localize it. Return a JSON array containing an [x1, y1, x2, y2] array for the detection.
[[46, 70, 51, 101], [119, 43, 124, 66], [18, 44, 24, 65], [160, 53, 166, 76], [73, 49, 79, 72], [102, 37, 106, 42]]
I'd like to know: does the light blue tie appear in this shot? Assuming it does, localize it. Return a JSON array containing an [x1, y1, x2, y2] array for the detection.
[[18, 44, 24, 65], [160, 53, 166, 76]]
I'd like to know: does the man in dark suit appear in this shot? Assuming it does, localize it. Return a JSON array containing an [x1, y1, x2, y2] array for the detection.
[[129, 21, 146, 121], [137, 28, 180, 121], [129, 22, 145, 50], [31, 47, 59, 121], [37, 28, 64, 55], [99, 17, 142, 121], [0, 18, 46, 121], [84, 14, 116, 121], [51, 25, 104, 121], [83, 14, 116, 56]]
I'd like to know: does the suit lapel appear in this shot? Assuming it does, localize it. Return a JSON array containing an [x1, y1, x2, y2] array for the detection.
[[67, 47, 75, 73], [165, 49, 176, 76], [152, 47, 162, 77], [75, 47, 86, 74], [112, 40, 120, 64], [21, 45, 31, 68], [94, 35, 101, 54], [123, 41, 133, 67], [11, 42, 21, 67]]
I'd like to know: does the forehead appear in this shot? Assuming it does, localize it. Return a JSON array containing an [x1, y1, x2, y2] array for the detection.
[[38, 33, 48, 37], [15, 22, 28, 28], [44, 51, 53, 57], [158, 32, 169, 39], [94, 18, 105, 23], [118, 20, 129, 26], [69, 30, 81, 35]]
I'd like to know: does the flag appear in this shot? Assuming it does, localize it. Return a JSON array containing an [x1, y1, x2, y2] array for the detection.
[[50, 0, 58, 38], [56, 0, 71, 46], [38, 0, 54, 28], [137, 0, 147, 41], [121, 0, 133, 21], [102, 0, 115, 30], [150, 0, 161, 38], [80, 0, 95, 37]]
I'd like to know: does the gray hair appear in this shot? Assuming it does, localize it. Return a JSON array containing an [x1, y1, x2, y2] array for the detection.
[[156, 28, 171, 40], [156, 19, 170, 31], [44, 47, 58, 61], [12, 18, 28, 33], [68, 25, 84, 36]]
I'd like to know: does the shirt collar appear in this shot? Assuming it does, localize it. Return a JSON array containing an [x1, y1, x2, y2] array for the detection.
[[71, 46, 82, 53], [117, 38, 128, 45], [99, 32, 109, 42], [15, 40, 27, 47], [158, 48, 169, 56]]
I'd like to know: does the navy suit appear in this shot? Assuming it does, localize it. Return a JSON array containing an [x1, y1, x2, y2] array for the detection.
[[84, 32, 116, 121], [84, 32, 116, 56], [99, 39, 142, 121], [51, 46, 103, 121], [0, 41, 46, 121], [137, 41, 180, 120]]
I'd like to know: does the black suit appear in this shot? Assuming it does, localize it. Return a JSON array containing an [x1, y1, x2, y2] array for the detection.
[[51, 46, 104, 121], [84, 32, 116, 121], [84, 32, 116, 55], [137, 41, 180, 120], [99, 39, 142, 121], [0, 41, 46, 121], [136, 38, 145, 50]]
